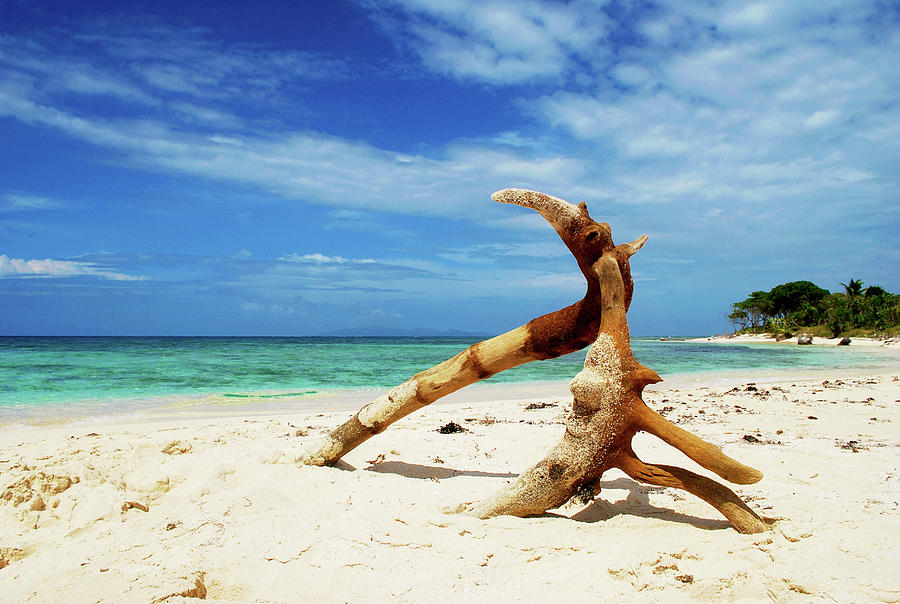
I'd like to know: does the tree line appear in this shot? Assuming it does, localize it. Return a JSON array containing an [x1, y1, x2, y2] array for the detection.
[[727, 278, 900, 337]]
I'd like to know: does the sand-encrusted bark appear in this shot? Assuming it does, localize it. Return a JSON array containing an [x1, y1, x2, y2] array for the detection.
[[468, 251, 768, 533], [300, 188, 644, 466]]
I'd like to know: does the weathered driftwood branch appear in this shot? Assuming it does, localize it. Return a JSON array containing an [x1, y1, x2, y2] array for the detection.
[[468, 250, 768, 534], [300, 189, 644, 466]]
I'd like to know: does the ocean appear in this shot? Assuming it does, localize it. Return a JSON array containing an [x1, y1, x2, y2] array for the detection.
[[1, 336, 897, 426]]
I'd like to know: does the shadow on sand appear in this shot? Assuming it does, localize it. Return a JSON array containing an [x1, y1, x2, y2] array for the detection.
[[363, 460, 517, 480], [337, 460, 733, 530], [566, 477, 732, 531]]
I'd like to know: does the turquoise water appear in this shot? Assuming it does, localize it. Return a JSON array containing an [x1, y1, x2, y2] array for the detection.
[[1, 336, 897, 423]]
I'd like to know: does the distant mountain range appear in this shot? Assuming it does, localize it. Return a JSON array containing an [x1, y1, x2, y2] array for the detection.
[[317, 326, 492, 338]]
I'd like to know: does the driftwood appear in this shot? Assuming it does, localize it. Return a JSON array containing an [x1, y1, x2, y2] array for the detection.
[[300, 188, 768, 533]]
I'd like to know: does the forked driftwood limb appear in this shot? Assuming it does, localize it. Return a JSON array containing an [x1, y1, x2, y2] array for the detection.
[[300, 189, 642, 466], [468, 250, 768, 534]]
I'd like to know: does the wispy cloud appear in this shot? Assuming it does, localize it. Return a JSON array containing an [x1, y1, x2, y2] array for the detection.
[[0, 76, 581, 218], [358, 307, 403, 320], [279, 253, 376, 265], [0, 17, 347, 136], [0, 254, 144, 281], [1, 194, 67, 211], [241, 300, 299, 314], [364, 0, 610, 84]]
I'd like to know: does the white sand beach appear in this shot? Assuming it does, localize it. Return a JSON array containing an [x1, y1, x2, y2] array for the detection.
[[689, 334, 899, 348], [1, 371, 899, 602]]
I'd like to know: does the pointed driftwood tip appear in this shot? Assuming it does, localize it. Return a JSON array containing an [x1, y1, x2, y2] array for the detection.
[[491, 188, 530, 204], [738, 467, 764, 485], [635, 365, 662, 386], [620, 234, 650, 258]]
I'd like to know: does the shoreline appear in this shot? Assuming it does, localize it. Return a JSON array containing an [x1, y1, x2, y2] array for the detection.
[[688, 333, 900, 347], [2, 369, 899, 601], [5, 357, 900, 430], [0, 380, 574, 431]]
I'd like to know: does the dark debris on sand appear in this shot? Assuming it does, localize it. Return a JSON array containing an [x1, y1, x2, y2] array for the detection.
[[524, 402, 558, 411], [437, 422, 467, 434]]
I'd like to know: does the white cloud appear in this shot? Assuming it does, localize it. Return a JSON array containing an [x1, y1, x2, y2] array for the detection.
[[57, 67, 156, 103], [612, 63, 650, 87], [172, 102, 238, 126], [623, 130, 691, 158], [0, 254, 144, 280], [488, 131, 539, 148], [241, 300, 296, 314], [140, 63, 208, 95], [805, 109, 840, 129], [720, 2, 774, 29], [366, 0, 610, 83], [278, 253, 376, 265], [359, 308, 403, 320], [1, 194, 66, 211]]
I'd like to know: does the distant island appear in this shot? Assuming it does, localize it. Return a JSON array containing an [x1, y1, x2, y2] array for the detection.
[[316, 327, 492, 338], [727, 278, 899, 338]]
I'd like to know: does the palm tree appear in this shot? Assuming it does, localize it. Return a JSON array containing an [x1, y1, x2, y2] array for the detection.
[[840, 278, 864, 298], [840, 278, 867, 328]]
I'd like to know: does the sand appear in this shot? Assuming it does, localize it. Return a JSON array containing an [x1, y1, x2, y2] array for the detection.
[[1, 372, 899, 602]]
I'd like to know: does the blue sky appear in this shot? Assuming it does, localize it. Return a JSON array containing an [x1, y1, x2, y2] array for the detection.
[[1, 0, 898, 336]]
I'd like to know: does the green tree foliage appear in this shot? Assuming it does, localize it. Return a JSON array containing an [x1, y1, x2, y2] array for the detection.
[[729, 279, 899, 337], [728, 290, 772, 330], [769, 281, 830, 318]]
